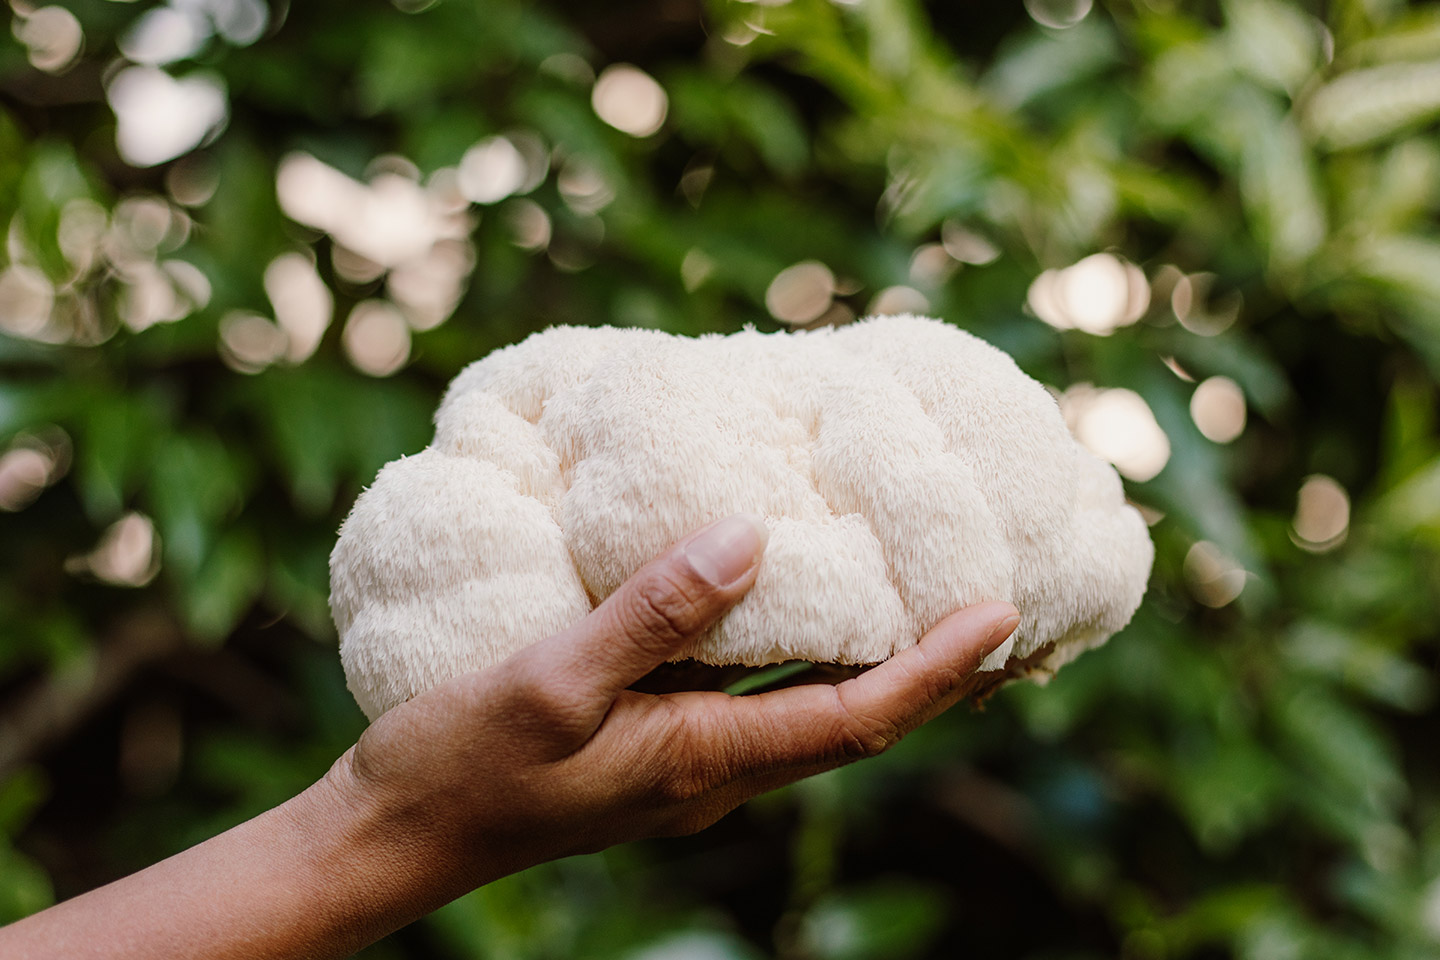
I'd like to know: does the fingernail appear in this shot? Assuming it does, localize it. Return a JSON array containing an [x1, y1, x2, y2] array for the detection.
[[684, 513, 768, 587], [986, 606, 1021, 651]]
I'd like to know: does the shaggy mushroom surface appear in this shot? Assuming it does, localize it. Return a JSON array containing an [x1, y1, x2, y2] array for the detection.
[[331, 316, 1153, 720]]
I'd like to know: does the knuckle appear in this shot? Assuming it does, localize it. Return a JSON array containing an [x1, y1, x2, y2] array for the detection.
[[912, 660, 964, 707], [626, 571, 708, 650], [656, 769, 709, 805], [882, 645, 962, 711], [522, 683, 579, 723], [830, 690, 902, 761], [503, 661, 589, 731], [646, 704, 714, 804]]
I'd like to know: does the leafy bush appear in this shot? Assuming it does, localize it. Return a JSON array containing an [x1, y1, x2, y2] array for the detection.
[[2, 0, 1439, 956]]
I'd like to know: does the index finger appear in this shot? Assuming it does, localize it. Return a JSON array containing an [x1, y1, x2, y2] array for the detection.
[[694, 601, 1020, 780]]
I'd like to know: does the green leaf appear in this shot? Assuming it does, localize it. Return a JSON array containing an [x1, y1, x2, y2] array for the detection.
[[983, 16, 1121, 109], [1225, 0, 1323, 96], [1307, 60, 1440, 150], [146, 430, 249, 578], [178, 527, 264, 643], [77, 393, 168, 523], [0, 767, 47, 836], [0, 845, 53, 924], [729, 80, 811, 179], [1167, 733, 1286, 852], [798, 880, 949, 960], [1273, 682, 1407, 824], [15, 142, 97, 281]]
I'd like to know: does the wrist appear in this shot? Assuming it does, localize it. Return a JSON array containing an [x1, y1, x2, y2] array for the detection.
[[283, 749, 485, 941]]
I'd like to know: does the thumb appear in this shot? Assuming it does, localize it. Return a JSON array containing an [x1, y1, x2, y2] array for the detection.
[[530, 514, 769, 703]]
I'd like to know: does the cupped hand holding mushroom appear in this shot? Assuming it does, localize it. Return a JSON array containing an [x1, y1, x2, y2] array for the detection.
[[330, 517, 1022, 905]]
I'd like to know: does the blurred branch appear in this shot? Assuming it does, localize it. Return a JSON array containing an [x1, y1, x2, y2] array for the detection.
[[929, 768, 1041, 860], [161, 647, 303, 731], [0, 609, 185, 782]]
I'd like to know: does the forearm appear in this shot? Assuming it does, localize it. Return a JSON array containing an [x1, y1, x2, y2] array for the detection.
[[0, 754, 482, 960]]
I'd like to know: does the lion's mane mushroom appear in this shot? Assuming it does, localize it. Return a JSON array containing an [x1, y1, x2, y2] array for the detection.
[[330, 315, 1154, 720]]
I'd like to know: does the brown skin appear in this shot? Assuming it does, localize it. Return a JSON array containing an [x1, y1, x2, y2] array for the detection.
[[0, 515, 1019, 960]]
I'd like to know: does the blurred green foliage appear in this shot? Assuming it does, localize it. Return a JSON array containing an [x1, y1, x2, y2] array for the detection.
[[3, 0, 1440, 957]]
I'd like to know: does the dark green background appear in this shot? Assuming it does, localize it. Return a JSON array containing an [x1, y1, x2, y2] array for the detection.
[[3, 0, 1440, 956]]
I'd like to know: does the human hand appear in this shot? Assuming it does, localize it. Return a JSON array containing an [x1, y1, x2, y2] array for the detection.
[[321, 512, 1021, 907], [0, 513, 1019, 960]]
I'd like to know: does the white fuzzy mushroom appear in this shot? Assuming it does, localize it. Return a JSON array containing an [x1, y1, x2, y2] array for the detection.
[[330, 315, 1153, 720]]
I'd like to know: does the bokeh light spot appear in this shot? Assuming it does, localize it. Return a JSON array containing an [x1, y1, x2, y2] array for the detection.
[[1062, 384, 1171, 482], [1190, 376, 1247, 444], [13, 5, 84, 73], [70, 512, 161, 587], [1185, 541, 1246, 607], [557, 160, 614, 214], [765, 261, 835, 327], [1162, 355, 1196, 382], [163, 259, 212, 311], [458, 136, 527, 205], [1028, 253, 1149, 335], [388, 240, 473, 331], [0, 449, 52, 512], [1024, 0, 1093, 29], [0, 265, 55, 339], [507, 132, 552, 195], [592, 64, 668, 138], [58, 198, 109, 274], [352, 173, 456, 267], [276, 153, 358, 235], [118, 4, 208, 65], [0, 427, 72, 512], [331, 246, 385, 285], [868, 285, 930, 317], [679, 162, 713, 208], [908, 243, 957, 287], [681, 248, 715, 292], [540, 52, 595, 85], [165, 154, 220, 207], [1172, 272, 1242, 336], [505, 199, 552, 252], [1292, 474, 1350, 552], [208, 0, 268, 45], [108, 67, 228, 168], [113, 196, 177, 252], [264, 253, 332, 362], [276, 152, 469, 269], [118, 262, 191, 331], [940, 221, 1000, 265], [342, 300, 411, 377], [218, 311, 286, 373]]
